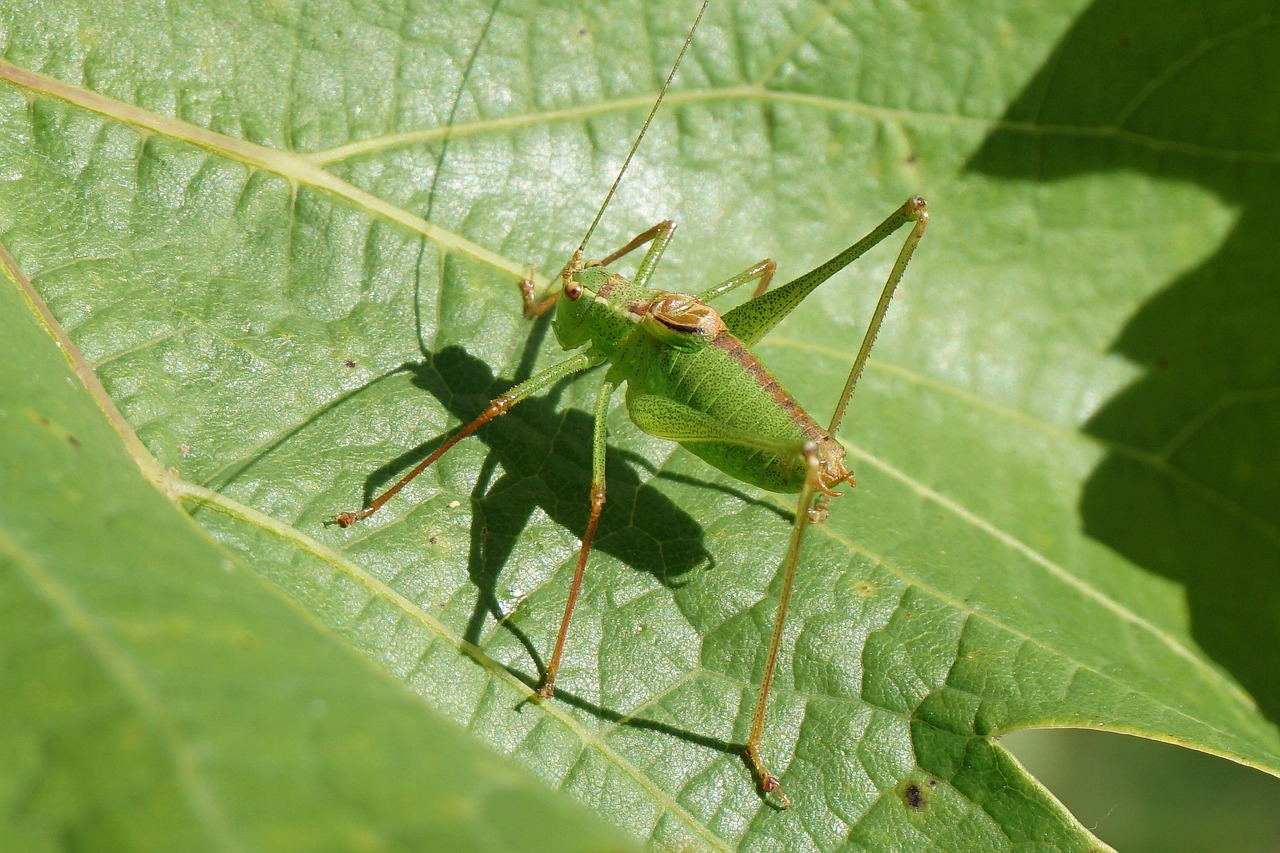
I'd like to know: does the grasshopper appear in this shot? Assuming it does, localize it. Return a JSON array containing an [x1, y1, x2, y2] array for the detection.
[[334, 0, 927, 808]]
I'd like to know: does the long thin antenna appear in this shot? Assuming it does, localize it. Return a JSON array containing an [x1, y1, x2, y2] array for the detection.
[[577, 0, 711, 255]]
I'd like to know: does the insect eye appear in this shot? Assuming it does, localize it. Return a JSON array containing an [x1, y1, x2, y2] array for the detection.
[[565, 281, 584, 301]]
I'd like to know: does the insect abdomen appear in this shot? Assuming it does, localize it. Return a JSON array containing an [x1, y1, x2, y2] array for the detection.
[[626, 329, 832, 493]]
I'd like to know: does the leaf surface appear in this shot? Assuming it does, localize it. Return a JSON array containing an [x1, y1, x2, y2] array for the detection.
[[2, 0, 1278, 849], [0, 252, 634, 850]]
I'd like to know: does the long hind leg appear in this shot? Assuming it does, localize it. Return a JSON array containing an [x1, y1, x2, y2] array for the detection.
[[626, 394, 831, 808], [741, 445, 823, 811]]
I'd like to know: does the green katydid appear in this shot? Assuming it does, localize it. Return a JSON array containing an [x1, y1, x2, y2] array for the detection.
[[334, 0, 927, 808]]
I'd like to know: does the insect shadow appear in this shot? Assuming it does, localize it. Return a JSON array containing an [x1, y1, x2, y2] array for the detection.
[[318, 334, 787, 779], [401, 344, 773, 765], [358, 340, 720, 654]]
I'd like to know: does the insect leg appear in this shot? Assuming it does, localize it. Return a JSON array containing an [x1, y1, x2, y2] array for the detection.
[[696, 257, 777, 303], [595, 219, 677, 280], [744, 443, 820, 811], [333, 350, 603, 527], [519, 220, 680, 317], [626, 392, 825, 807], [537, 377, 617, 698], [826, 199, 929, 436], [722, 196, 928, 346], [519, 265, 561, 318]]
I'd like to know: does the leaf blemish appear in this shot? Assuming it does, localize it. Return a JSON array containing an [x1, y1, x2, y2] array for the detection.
[[904, 783, 927, 811], [905, 784, 922, 809]]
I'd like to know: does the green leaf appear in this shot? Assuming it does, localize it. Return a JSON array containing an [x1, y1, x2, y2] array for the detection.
[[2, 0, 1278, 849], [0, 261, 635, 851]]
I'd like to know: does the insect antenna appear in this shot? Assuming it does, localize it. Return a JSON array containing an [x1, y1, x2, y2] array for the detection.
[[576, 0, 711, 257]]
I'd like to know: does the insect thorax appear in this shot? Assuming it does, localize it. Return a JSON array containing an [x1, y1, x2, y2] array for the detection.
[[551, 266, 638, 353], [552, 266, 727, 356]]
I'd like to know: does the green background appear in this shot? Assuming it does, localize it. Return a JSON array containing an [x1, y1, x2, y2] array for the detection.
[[3, 0, 1279, 849]]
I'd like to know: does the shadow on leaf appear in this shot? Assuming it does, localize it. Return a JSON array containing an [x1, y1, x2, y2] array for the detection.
[[968, 0, 1280, 719], [358, 343, 715, 652]]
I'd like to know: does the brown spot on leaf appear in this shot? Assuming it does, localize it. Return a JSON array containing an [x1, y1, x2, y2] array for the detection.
[[904, 784, 924, 810], [904, 778, 938, 811]]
